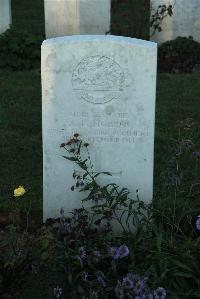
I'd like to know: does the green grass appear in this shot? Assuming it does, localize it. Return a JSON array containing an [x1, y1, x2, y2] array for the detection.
[[0, 70, 42, 216], [1, 71, 200, 217], [155, 74, 200, 187]]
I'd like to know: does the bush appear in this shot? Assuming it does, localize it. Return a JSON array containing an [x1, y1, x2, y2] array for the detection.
[[0, 27, 43, 71], [158, 37, 200, 73]]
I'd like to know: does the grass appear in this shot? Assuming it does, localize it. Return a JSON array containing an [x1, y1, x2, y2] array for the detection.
[[1, 70, 200, 218], [0, 70, 42, 218], [155, 73, 200, 182]]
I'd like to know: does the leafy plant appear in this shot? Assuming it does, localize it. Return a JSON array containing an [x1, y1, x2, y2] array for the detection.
[[150, 4, 173, 37], [0, 27, 43, 70], [60, 134, 151, 234], [158, 37, 200, 73], [1, 130, 200, 298]]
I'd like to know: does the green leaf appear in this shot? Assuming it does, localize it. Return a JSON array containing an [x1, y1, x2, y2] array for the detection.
[[83, 173, 88, 179], [156, 231, 163, 252], [174, 271, 193, 278], [173, 260, 193, 272], [77, 140, 82, 155]]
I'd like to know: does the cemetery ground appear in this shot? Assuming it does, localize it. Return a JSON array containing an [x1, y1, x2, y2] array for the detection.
[[1, 71, 200, 217], [1, 69, 200, 298]]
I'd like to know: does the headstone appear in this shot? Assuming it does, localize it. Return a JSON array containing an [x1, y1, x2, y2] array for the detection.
[[44, 0, 111, 38], [42, 35, 157, 220], [0, 0, 11, 34], [150, 0, 200, 43]]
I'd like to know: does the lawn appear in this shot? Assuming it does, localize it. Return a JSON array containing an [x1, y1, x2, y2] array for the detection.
[[1, 70, 200, 218], [0, 70, 42, 220], [1, 70, 200, 298]]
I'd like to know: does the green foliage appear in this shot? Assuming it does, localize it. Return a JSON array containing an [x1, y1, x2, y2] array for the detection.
[[111, 0, 150, 39], [0, 27, 43, 70], [60, 134, 200, 298], [158, 37, 200, 73], [150, 4, 173, 37], [1, 130, 200, 297]]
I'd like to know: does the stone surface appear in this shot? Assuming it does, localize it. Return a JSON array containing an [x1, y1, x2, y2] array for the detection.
[[42, 35, 157, 220], [0, 0, 11, 34], [44, 0, 111, 38], [150, 0, 200, 43]]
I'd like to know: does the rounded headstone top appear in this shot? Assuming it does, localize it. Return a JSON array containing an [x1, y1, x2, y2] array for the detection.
[[42, 35, 157, 49]]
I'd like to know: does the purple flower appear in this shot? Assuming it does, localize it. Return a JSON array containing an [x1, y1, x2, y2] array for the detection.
[[122, 274, 135, 289], [108, 246, 120, 259], [53, 286, 63, 298], [192, 151, 200, 160], [79, 246, 87, 260], [154, 287, 167, 299], [117, 244, 129, 258], [135, 297, 142, 299], [196, 216, 200, 230], [134, 278, 146, 295], [60, 208, 65, 220], [96, 271, 107, 288], [108, 244, 129, 260]]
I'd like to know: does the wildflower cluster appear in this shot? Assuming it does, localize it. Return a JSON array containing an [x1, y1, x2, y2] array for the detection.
[[58, 207, 110, 241], [115, 274, 167, 299], [60, 133, 89, 156], [108, 244, 129, 259], [52, 207, 167, 299]]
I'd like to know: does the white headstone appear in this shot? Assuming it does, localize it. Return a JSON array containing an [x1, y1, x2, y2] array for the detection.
[[44, 0, 111, 38], [0, 0, 11, 34], [150, 0, 200, 43], [42, 35, 157, 220]]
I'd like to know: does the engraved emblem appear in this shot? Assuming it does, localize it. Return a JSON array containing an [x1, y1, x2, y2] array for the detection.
[[72, 56, 125, 104]]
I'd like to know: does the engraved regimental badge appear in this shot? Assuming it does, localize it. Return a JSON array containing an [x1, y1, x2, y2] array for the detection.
[[72, 56, 125, 104]]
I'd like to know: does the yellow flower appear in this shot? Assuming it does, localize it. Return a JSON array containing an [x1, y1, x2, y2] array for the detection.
[[14, 186, 26, 197]]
